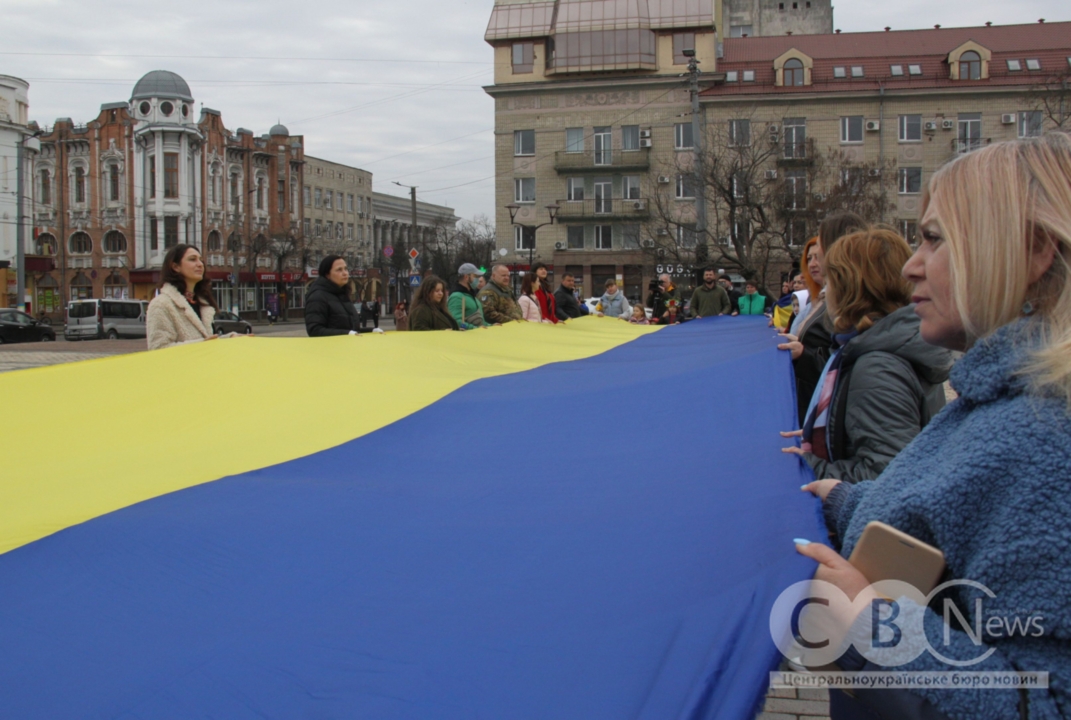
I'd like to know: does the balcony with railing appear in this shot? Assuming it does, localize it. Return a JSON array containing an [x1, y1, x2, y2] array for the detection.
[[953, 138, 990, 155], [777, 137, 816, 165], [555, 198, 650, 222], [553, 148, 650, 174]]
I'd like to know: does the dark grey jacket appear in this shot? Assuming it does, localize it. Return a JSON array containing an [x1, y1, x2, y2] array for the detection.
[[803, 305, 954, 483]]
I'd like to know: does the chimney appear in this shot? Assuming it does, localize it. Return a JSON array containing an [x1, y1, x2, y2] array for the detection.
[[786, 31, 793, 35], [934, 24, 941, 29], [985, 21, 992, 27], [835, 29, 841, 34], [1039, 18, 1045, 23], [884, 27, 891, 32]]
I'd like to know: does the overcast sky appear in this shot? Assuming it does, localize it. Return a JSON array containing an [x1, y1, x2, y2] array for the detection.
[[2, 0, 1067, 221]]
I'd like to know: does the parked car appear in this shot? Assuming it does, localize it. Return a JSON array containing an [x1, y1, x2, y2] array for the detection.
[[65, 299, 149, 340], [212, 311, 253, 335], [0, 309, 57, 344]]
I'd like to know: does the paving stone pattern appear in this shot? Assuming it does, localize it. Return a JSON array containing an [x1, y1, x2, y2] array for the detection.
[[757, 686, 831, 720]]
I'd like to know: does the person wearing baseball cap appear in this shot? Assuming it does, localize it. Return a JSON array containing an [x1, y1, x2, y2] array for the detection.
[[448, 263, 488, 330]]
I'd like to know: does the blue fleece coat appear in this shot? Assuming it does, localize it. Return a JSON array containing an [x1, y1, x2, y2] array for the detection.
[[823, 319, 1071, 719]]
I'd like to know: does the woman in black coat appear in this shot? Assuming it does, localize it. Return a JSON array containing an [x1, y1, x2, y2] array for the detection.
[[304, 255, 367, 337]]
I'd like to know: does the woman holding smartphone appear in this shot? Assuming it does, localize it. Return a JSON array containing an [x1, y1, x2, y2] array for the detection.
[[796, 134, 1071, 719]]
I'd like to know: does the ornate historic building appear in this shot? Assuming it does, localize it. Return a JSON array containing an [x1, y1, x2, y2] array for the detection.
[[25, 70, 305, 317]]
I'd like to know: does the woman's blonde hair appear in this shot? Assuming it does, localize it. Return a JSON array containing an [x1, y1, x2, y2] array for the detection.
[[824, 228, 914, 334], [921, 132, 1071, 403]]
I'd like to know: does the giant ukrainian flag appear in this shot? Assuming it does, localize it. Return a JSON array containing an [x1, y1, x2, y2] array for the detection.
[[0, 317, 822, 718]]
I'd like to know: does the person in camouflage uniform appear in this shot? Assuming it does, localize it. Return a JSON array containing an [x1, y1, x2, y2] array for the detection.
[[477, 264, 523, 324]]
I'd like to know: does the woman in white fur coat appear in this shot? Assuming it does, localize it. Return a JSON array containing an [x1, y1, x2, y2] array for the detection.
[[146, 244, 225, 350]]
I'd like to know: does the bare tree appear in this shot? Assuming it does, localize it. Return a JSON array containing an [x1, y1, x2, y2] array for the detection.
[[646, 110, 893, 295], [1027, 70, 1071, 130]]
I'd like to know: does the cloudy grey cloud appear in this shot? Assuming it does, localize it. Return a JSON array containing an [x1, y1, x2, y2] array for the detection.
[[2, 0, 1066, 221]]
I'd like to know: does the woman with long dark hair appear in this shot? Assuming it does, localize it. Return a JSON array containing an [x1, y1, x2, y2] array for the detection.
[[146, 244, 221, 350], [518, 273, 551, 322], [530, 262, 559, 324], [409, 275, 460, 331], [304, 255, 366, 337]]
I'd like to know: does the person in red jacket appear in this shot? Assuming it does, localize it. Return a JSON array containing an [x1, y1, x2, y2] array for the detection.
[[531, 262, 559, 324]]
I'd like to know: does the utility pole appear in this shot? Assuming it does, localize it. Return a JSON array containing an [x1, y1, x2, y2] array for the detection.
[[686, 49, 706, 239], [15, 133, 26, 311]]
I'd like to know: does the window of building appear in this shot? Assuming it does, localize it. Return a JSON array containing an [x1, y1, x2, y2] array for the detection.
[[673, 32, 696, 64], [783, 58, 804, 86], [315, 219, 323, 238], [1025, 59, 1041, 71], [841, 167, 866, 193], [514, 129, 535, 156], [676, 174, 695, 199], [303, 218, 311, 237], [514, 177, 535, 203], [908, 64, 922, 75], [674, 122, 693, 150], [959, 51, 981, 80], [70, 273, 93, 300], [325, 221, 333, 238], [725, 71, 738, 82], [207, 230, 222, 252], [256, 179, 265, 210], [729, 119, 751, 147], [957, 113, 982, 154], [347, 223, 354, 239], [784, 117, 806, 158], [593, 178, 612, 213], [35, 233, 56, 256], [337, 193, 344, 211], [39, 169, 50, 205], [676, 226, 697, 247], [621, 224, 640, 249], [851, 65, 865, 78], [567, 226, 585, 249], [890, 64, 904, 76], [348, 194, 355, 212], [784, 170, 807, 209], [164, 216, 179, 248], [787, 219, 808, 247], [108, 164, 121, 202], [314, 187, 322, 208], [729, 25, 752, 38], [593, 127, 611, 165], [69, 231, 92, 254], [594, 225, 612, 250], [742, 70, 755, 82], [840, 116, 864, 143], [164, 153, 178, 198], [566, 127, 584, 153], [324, 189, 333, 209], [150, 218, 159, 250], [833, 66, 846, 78], [230, 173, 239, 208], [512, 42, 534, 73], [731, 171, 747, 200], [514, 225, 535, 251], [731, 220, 749, 245], [898, 114, 922, 142], [103, 230, 127, 253], [278, 180, 285, 211], [567, 177, 585, 201], [622, 125, 640, 151], [623, 175, 641, 200], [898, 167, 922, 194], [209, 171, 218, 205], [1018, 111, 1043, 138], [336, 223, 344, 240], [1007, 59, 1022, 72], [304, 186, 311, 205], [899, 220, 918, 245], [74, 166, 86, 204]]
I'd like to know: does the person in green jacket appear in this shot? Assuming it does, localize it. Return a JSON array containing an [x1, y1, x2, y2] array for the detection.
[[737, 279, 772, 315], [410, 276, 460, 331], [689, 267, 731, 318], [448, 263, 487, 329]]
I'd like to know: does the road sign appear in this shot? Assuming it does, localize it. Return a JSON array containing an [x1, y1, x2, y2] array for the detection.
[[383, 246, 394, 258], [409, 270, 421, 277], [409, 275, 421, 288], [408, 248, 420, 260]]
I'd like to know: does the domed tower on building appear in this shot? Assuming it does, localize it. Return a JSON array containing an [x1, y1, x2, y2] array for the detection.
[[129, 70, 204, 268]]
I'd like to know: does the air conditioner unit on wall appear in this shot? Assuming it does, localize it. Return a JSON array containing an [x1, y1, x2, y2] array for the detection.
[[868, 168, 882, 177], [554, 242, 564, 250], [642, 238, 655, 247], [865, 120, 881, 132], [924, 121, 938, 132], [1001, 113, 1016, 125], [941, 119, 954, 130], [633, 200, 647, 210], [813, 192, 826, 202], [657, 175, 671, 184], [656, 228, 669, 236], [639, 129, 652, 139], [768, 124, 780, 134], [639, 138, 652, 148], [764, 169, 778, 180]]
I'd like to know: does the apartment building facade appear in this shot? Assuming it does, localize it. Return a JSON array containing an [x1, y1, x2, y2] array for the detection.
[[699, 21, 1071, 268], [302, 156, 373, 269], [0, 74, 34, 308], [484, 0, 836, 302]]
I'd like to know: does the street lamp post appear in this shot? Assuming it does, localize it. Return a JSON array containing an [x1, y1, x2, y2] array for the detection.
[[505, 203, 560, 275]]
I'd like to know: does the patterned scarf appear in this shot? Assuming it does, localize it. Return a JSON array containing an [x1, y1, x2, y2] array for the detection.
[[801, 330, 858, 461]]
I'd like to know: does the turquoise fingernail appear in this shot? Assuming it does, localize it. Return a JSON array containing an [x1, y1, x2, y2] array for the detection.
[[800, 484, 809, 490], [794, 538, 811, 546]]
